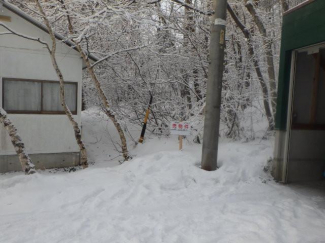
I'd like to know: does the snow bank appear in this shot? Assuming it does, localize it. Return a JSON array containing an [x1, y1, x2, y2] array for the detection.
[[1, 111, 325, 242], [1, 137, 325, 242]]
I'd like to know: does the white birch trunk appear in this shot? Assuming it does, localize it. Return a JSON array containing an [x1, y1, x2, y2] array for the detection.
[[0, 108, 36, 174], [35, 0, 88, 168], [77, 48, 130, 161], [60, 6, 130, 161], [245, 1, 277, 118]]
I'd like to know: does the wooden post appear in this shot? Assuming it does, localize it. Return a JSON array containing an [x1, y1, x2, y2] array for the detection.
[[179, 135, 183, 150], [310, 53, 321, 124], [139, 95, 153, 143], [178, 119, 183, 150]]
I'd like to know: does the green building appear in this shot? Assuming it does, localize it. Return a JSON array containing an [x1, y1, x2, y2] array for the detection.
[[273, 0, 325, 183]]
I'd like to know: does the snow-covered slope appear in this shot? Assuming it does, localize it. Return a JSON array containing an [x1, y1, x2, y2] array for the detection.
[[1, 111, 325, 243]]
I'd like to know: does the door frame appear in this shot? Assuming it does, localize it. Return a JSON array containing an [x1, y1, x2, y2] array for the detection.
[[282, 42, 325, 183], [282, 51, 297, 183]]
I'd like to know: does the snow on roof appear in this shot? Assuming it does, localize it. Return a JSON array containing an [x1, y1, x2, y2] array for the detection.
[[0, 0, 98, 62], [284, 0, 315, 15]]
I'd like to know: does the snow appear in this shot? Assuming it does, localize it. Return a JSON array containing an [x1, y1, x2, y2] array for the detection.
[[1, 111, 325, 242]]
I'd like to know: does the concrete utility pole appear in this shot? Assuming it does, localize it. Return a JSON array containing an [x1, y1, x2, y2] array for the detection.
[[201, 0, 228, 171]]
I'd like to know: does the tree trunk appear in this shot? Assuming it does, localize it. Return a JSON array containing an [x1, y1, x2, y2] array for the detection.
[[245, 1, 277, 117], [76, 48, 129, 161], [181, 0, 194, 110], [0, 108, 36, 174], [35, 0, 88, 168], [227, 4, 274, 130], [59, 2, 129, 161], [280, 0, 289, 12], [193, 68, 202, 101], [186, 0, 202, 102]]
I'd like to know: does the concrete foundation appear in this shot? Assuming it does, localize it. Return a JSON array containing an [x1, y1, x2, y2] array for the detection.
[[272, 130, 287, 182], [0, 152, 80, 173], [272, 129, 325, 183], [287, 130, 325, 182]]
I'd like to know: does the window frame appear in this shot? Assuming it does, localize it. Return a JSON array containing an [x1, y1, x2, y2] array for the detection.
[[2, 78, 78, 115]]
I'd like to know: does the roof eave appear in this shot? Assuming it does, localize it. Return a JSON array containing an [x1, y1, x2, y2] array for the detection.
[[1, 0, 99, 62], [284, 0, 315, 16]]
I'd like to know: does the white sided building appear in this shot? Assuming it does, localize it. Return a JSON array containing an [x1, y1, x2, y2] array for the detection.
[[0, 1, 97, 172]]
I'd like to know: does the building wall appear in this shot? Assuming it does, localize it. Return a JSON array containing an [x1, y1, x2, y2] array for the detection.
[[273, 0, 325, 182], [276, 0, 325, 130], [0, 8, 82, 159], [288, 130, 325, 182]]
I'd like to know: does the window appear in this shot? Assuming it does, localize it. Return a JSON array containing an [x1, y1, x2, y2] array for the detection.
[[4, 80, 42, 112], [43, 82, 77, 113], [3, 79, 78, 114]]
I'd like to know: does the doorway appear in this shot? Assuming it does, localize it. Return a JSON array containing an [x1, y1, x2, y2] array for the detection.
[[285, 44, 325, 182]]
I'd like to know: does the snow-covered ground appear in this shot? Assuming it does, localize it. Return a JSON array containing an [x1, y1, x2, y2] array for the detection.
[[1, 110, 325, 243]]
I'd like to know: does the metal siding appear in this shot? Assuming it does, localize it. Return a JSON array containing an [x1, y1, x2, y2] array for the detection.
[[275, 0, 325, 130]]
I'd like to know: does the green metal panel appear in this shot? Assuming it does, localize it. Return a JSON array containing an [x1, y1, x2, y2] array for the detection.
[[275, 0, 325, 130]]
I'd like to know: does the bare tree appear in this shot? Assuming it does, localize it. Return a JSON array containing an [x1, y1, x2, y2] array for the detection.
[[56, 0, 130, 161], [245, 0, 277, 117], [227, 4, 274, 130], [14, 0, 286, 142], [35, 0, 89, 168]]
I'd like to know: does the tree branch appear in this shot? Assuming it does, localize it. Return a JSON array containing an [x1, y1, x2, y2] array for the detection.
[[148, 0, 213, 15], [0, 22, 50, 51], [90, 45, 148, 69], [226, 4, 249, 37]]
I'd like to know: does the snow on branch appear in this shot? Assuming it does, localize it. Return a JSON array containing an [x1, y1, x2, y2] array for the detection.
[[226, 4, 249, 36], [148, 0, 213, 16], [90, 45, 148, 68]]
